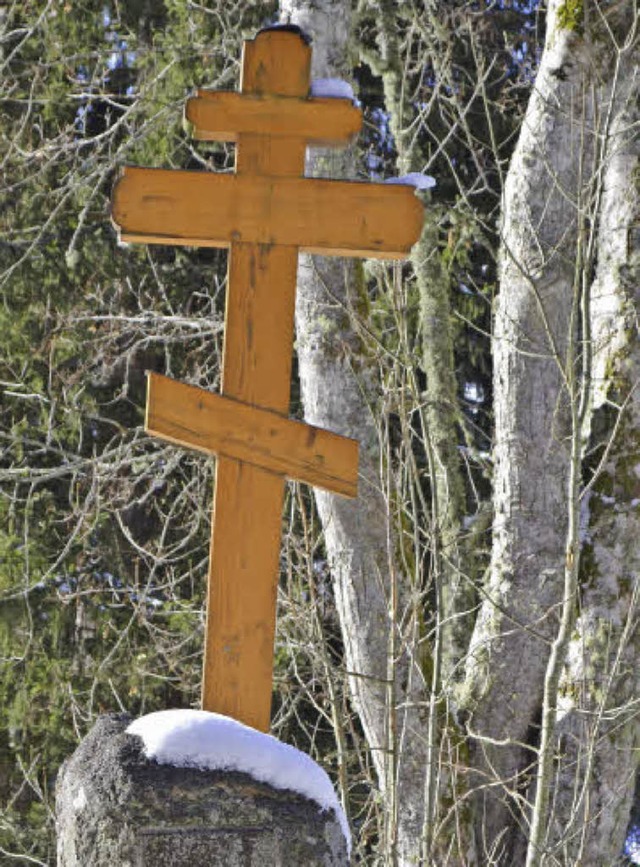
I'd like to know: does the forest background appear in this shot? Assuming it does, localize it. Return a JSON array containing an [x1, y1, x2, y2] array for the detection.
[[0, 1, 638, 865]]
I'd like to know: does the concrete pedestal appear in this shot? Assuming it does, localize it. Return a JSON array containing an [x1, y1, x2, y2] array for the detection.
[[56, 714, 349, 866]]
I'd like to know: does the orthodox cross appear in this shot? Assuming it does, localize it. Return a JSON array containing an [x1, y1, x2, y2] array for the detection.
[[111, 27, 423, 732]]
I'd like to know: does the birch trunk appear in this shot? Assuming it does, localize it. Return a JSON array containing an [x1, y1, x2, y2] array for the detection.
[[459, 2, 640, 862], [459, 3, 597, 860], [549, 17, 640, 863], [279, 2, 431, 862], [279, 2, 639, 863]]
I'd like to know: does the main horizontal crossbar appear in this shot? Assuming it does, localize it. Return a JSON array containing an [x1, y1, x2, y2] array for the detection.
[[186, 90, 362, 146], [112, 167, 423, 259], [145, 372, 359, 498]]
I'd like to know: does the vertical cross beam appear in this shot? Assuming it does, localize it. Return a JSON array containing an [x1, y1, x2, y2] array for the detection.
[[205, 34, 310, 730]]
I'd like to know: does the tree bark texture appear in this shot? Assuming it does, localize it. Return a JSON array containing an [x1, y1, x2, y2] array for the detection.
[[281, 1, 639, 864], [460, 2, 640, 863], [459, 3, 595, 861], [280, 1, 431, 863], [549, 11, 640, 863]]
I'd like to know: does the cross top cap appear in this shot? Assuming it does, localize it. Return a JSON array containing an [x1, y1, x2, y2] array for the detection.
[[256, 23, 312, 45]]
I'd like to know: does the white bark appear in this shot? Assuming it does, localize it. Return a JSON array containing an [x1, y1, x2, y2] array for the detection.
[[279, 2, 639, 863], [459, 2, 640, 863], [280, 1, 431, 862], [459, 3, 598, 860], [550, 20, 640, 864]]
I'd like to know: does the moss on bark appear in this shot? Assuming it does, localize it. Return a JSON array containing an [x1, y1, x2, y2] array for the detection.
[[556, 0, 584, 32]]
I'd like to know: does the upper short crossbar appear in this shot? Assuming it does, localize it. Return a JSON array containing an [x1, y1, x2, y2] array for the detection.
[[186, 90, 362, 146]]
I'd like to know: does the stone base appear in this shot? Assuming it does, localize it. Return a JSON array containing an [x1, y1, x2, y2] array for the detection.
[[56, 714, 349, 866]]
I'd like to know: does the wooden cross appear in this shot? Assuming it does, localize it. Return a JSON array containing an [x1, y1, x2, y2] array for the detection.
[[111, 27, 423, 732]]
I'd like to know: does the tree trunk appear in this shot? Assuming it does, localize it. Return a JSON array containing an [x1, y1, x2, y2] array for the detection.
[[280, 1, 431, 862], [281, 1, 639, 864], [459, 2, 595, 860], [550, 14, 640, 863], [459, 2, 640, 863]]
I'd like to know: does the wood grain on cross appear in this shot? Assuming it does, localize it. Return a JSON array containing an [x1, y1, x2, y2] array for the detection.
[[111, 28, 423, 732]]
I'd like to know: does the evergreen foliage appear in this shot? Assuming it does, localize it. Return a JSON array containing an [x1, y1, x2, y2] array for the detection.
[[0, 1, 270, 858]]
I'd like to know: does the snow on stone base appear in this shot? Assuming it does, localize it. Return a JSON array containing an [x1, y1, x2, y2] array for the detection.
[[127, 709, 351, 852]]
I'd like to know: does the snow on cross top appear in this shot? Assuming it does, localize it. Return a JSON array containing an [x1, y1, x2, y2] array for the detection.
[[310, 78, 356, 102], [385, 172, 436, 190], [127, 709, 351, 851]]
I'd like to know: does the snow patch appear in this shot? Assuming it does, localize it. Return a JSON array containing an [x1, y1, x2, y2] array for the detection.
[[310, 78, 355, 102], [72, 786, 87, 811], [625, 823, 640, 864], [384, 172, 436, 190], [127, 709, 350, 851], [464, 381, 485, 404], [556, 692, 575, 722]]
